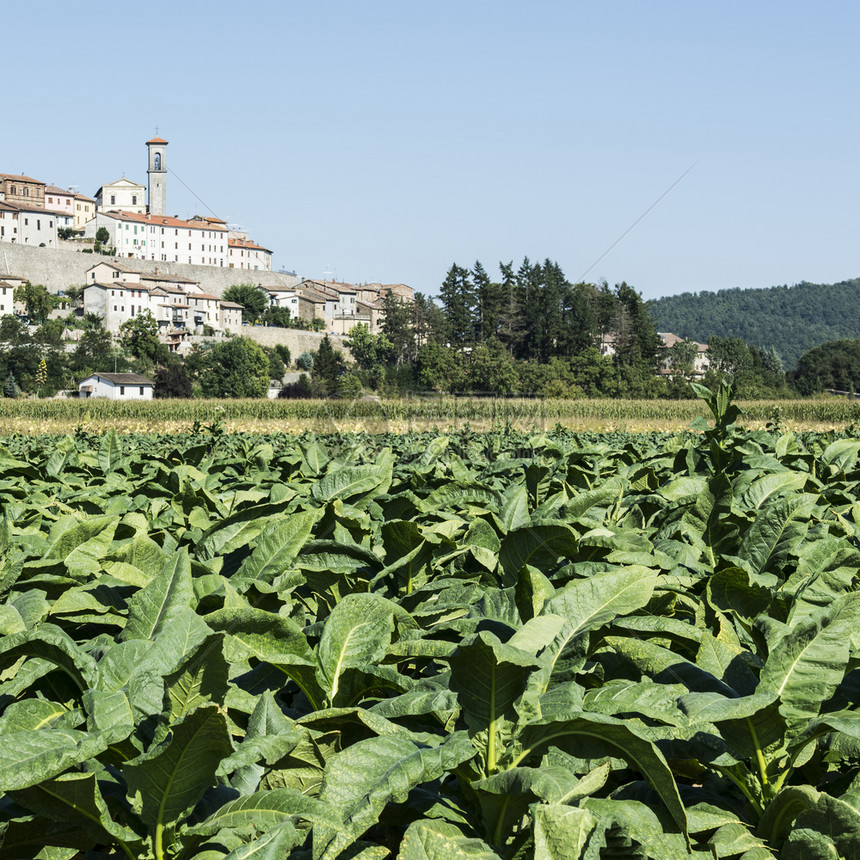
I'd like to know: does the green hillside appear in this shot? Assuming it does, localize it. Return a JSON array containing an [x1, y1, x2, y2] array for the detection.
[[650, 278, 860, 369]]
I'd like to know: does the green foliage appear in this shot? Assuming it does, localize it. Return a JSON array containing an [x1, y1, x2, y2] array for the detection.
[[791, 340, 860, 395], [651, 276, 860, 370], [13, 282, 55, 325], [223, 284, 269, 323], [296, 351, 314, 371], [310, 335, 345, 397], [118, 310, 163, 363], [94, 226, 110, 245], [1, 419, 859, 856], [4, 370, 19, 397], [153, 363, 193, 398], [199, 336, 270, 398]]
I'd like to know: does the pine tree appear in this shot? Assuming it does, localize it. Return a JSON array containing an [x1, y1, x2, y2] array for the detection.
[[4, 372, 19, 398], [311, 335, 345, 397], [439, 264, 476, 347]]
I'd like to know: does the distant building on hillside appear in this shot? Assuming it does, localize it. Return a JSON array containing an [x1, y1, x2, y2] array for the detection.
[[658, 332, 710, 376], [78, 372, 154, 400]]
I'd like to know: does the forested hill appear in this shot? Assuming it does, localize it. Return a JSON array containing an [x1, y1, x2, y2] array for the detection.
[[650, 277, 860, 369]]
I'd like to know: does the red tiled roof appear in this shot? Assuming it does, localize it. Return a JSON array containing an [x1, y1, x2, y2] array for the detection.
[[146, 137, 168, 144], [0, 173, 44, 185], [99, 211, 228, 232], [228, 238, 272, 253]]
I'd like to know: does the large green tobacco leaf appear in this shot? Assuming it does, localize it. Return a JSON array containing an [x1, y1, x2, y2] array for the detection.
[[164, 633, 230, 720], [231, 509, 322, 591], [498, 524, 578, 581], [533, 804, 598, 860], [122, 547, 193, 642], [448, 631, 539, 774], [210, 823, 302, 859], [782, 789, 860, 859], [0, 623, 99, 691], [9, 771, 139, 849], [508, 713, 688, 840], [311, 462, 393, 507], [735, 494, 817, 581], [398, 819, 502, 860], [544, 567, 658, 639], [316, 593, 403, 706], [124, 705, 232, 848], [759, 593, 860, 732], [314, 732, 476, 860], [188, 788, 338, 837], [0, 728, 108, 791]]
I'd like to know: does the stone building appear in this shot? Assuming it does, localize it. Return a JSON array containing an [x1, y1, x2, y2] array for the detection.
[[0, 174, 45, 208]]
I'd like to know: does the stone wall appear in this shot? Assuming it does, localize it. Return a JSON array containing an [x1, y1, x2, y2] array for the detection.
[[190, 327, 351, 360], [0, 242, 300, 297]]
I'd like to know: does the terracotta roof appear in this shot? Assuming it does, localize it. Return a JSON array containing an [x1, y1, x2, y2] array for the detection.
[[83, 373, 153, 386], [44, 185, 73, 196], [74, 193, 96, 202], [146, 137, 169, 144], [86, 261, 134, 273], [99, 211, 227, 231], [188, 292, 220, 300], [0, 173, 44, 185], [228, 237, 272, 253], [219, 301, 244, 309], [138, 272, 198, 284]]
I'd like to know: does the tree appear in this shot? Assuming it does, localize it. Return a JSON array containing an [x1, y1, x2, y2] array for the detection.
[[223, 284, 269, 323], [296, 351, 314, 371], [14, 282, 54, 324], [791, 340, 860, 395], [439, 264, 476, 347], [154, 363, 193, 398], [4, 372, 18, 398], [468, 337, 519, 394], [263, 347, 286, 382], [260, 306, 292, 328], [416, 342, 466, 392], [119, 311, 162, 362], [199, 337, 270, 398], [95, 227, 110, 246], [345, 323, 394, 371], [72, 326, 114, 376], [310, 335, 345, 397], [380, 293, 415, 365]]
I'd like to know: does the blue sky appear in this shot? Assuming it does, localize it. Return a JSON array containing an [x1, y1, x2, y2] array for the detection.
[[8, 1, 859, 300]]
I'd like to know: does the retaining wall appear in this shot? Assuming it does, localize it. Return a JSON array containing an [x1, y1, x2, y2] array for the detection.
[[0, 242, 300, 297]]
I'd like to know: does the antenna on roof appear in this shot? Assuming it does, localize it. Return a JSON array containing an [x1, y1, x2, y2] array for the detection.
[[323, 264, 335, 282]]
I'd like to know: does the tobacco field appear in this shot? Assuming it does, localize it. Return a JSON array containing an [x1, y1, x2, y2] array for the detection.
[[2, 386, 860, 858]]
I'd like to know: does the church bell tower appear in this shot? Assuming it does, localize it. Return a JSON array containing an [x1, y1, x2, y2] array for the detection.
[[146, 136, 168, 216]]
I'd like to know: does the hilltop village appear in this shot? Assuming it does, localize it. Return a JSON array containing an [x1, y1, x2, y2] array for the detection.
[[0, 137, 414, 347]]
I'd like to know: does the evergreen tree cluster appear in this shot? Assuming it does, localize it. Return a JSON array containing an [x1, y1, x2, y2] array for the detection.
[[650, 278, 860, 370], [344, 259, 672, 397]]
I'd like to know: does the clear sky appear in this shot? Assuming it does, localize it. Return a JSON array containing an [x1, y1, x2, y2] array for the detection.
[[7, 1, 859, 300]]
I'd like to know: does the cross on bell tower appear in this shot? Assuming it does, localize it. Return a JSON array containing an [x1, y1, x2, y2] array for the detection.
[[146, 135, 168, 216]]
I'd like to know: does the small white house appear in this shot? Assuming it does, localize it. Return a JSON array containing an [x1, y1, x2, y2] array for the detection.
[[78, 372, 154, 400]]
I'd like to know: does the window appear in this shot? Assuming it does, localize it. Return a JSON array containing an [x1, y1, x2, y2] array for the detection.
[[23, 188, 28, 197], [120, 386, 125, 396], [154, 153, 161, 170], [132, 196, 137, 205], [139, 386, 144, 395], [111, 195, 115, 205]]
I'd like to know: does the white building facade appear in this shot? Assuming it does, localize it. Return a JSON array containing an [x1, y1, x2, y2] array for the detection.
[[85, 211, 228, 266], [78, 373, 154, 399]]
